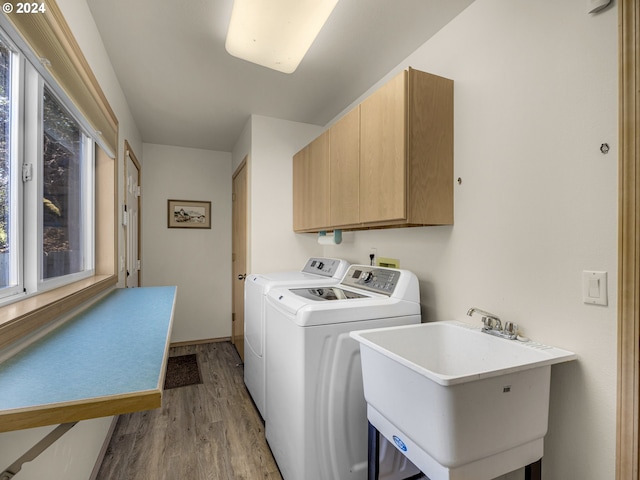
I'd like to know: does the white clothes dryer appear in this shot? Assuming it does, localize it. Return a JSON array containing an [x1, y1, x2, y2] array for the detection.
[[264, 265, 421, 480], [243, 257, 349, 419]]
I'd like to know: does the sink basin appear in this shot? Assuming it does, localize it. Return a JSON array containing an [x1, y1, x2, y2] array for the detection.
[[350, 320, 576, 480]]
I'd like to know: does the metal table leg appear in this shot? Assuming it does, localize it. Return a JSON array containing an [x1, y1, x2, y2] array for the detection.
[[524, 458, 542, 480], [368, 421, 380, 480]]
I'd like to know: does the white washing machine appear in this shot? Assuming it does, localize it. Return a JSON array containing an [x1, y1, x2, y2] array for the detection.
[[244, 257, 349, 420], [264, 265, 421, 480]]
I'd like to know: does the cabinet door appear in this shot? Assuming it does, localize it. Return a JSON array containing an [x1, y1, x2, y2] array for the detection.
[[406, 69, 454, 225], [330, 107, 360, 227], [293, 131, 330, 231], [359, 70, 407, 223]]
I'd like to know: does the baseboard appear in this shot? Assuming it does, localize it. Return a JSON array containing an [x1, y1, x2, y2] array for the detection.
[[170, 337, 231, 348]]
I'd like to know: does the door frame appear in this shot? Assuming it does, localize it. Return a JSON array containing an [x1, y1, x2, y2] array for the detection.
[[123, 140, 141, 287], [617, 0, 640, 477], [231, 157, 248, 359]]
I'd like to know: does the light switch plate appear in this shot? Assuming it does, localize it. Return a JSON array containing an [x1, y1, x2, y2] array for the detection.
[[582, 271, 607, 306]]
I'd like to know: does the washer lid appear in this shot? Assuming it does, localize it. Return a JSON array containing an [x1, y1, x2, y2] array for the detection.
[[289, 287, 369, 301], [249, 271, 316, 284]]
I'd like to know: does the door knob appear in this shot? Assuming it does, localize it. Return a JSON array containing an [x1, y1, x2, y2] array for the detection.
[[238, 274, 247, 280]]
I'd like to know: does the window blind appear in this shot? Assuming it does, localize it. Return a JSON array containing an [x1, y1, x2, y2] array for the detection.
[[5, 0, 118, 155]]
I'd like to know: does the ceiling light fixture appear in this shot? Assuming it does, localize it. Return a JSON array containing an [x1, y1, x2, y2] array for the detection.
[[225, 0, 340, 74]]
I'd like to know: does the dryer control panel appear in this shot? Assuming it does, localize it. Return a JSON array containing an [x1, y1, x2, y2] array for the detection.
[[301, 257, 347, 278], [341, 266, 400, 295]]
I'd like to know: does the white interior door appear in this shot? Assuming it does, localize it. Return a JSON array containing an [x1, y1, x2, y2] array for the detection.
[[125, 143, 141, 287]]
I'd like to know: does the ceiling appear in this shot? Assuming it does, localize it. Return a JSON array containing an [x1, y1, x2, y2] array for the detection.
[[86, 0, 474, 152]]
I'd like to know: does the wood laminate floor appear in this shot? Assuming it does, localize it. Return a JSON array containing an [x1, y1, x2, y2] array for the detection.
[[95, 341, 282, 480]]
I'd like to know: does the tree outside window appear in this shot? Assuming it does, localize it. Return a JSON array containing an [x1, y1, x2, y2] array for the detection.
[[0, 40, 11, 288], [42, 88, 85, 280]]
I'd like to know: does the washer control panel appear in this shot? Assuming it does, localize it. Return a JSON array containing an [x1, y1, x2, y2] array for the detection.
[[341, 265, 400, 295], [301, 257, 344, 278]]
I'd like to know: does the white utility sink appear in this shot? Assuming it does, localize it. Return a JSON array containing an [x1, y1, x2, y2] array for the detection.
[[350, 320, 576, 480]]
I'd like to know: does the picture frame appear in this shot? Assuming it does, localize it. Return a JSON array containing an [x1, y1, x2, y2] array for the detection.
[[168, 199, 211, 229]]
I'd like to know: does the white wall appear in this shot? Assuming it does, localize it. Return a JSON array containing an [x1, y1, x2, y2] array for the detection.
[[232, 117, 251, 173], [141, 143, 233, 343], [56, 0, 144, 288], [319, 0, 617, 478], [0, 419, 114, 480], [0, 0, 144, 477], [234, 115, 325, 275]]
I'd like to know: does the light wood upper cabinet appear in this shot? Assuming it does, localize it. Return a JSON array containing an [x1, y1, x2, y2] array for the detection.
[[406, 69, 454, 226], [360, 68, 453, 227], [293, 68, 453, 233], [330, 107, 360, 227], [360, 71, 407, 223], [293, 131, 330, 231]]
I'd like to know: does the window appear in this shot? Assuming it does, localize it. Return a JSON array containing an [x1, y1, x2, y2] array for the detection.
[[0, 39, 10, 288], [0, 0, 117, 349], [42, 87, 93, 281], [0, 29, 96, 303], [0, 36, 17, 295]]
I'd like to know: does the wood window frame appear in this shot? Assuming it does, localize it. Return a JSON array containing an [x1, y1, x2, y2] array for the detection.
[[617, 0, 640, 478], [0, 0, 118, 350]]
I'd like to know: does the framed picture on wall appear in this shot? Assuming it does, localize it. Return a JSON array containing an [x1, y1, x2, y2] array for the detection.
[[168, 199, 211, 229]]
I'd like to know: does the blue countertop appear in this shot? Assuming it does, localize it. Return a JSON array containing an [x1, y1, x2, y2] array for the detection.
[[0, 286, 176, 432]]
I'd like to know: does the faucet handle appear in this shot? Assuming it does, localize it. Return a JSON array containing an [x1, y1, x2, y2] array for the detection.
[[481, 316, 496, 330], [504, 321, 518, 338]]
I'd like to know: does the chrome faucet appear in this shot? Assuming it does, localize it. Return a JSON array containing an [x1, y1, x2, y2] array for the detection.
[[466, 307, 518, 340]]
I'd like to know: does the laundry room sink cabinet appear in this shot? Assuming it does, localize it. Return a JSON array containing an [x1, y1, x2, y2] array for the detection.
[[292, 68, 453, 233]]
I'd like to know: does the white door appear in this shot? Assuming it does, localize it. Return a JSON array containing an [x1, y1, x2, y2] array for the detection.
[[125, 143, 141, 287]]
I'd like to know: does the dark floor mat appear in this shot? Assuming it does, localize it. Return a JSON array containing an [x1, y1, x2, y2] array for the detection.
[[164, 354, 202, 389]]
